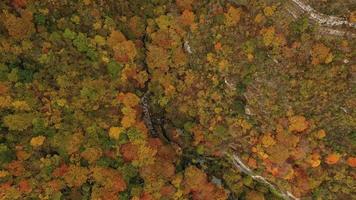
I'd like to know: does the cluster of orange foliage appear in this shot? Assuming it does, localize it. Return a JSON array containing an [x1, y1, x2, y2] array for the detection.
[[117, 92, 141, 128], [247, 114, 355, 197], [183, 166, 228, 200], [311, 43, 333, 65], [1, 9, 35, 40]]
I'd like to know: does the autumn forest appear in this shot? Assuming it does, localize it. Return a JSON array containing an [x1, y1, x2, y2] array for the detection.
[[0, 0, 355, 200]]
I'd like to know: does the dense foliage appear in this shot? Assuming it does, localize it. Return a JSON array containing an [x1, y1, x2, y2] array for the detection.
[[0, 0, 355, 199]]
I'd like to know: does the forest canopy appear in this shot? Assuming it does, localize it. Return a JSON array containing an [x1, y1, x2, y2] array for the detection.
[[0, 0, 355, 200]]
